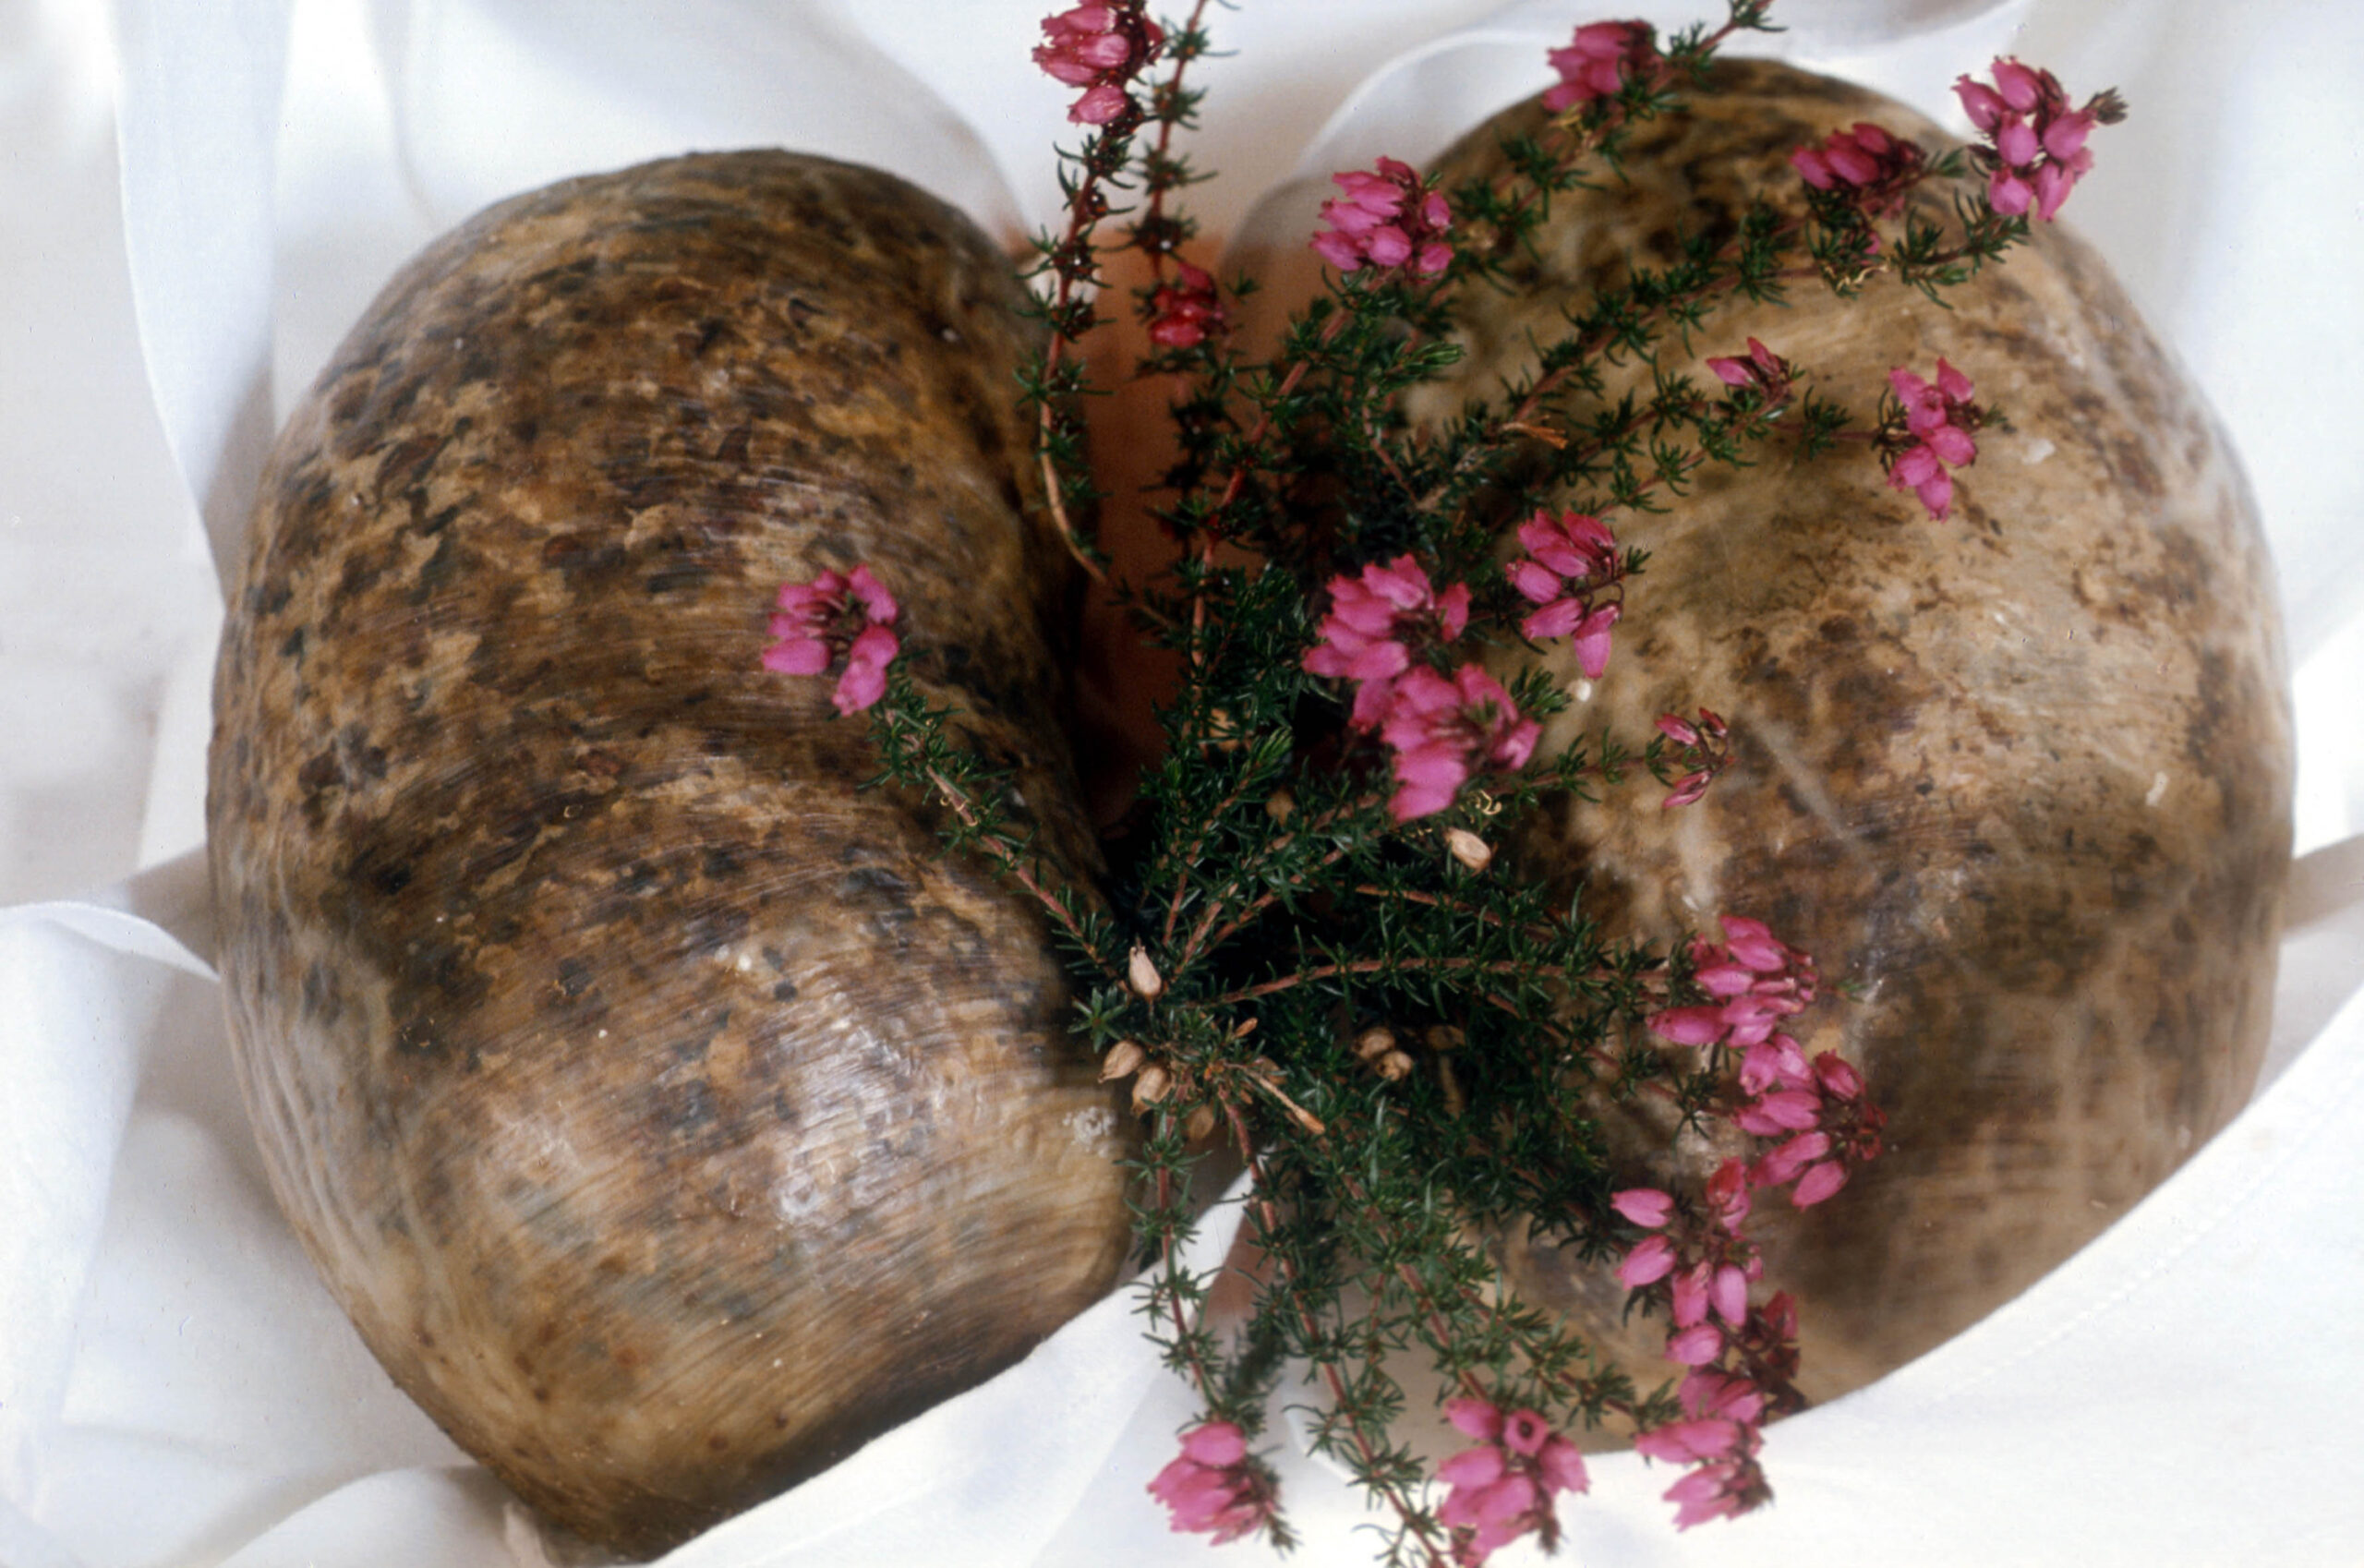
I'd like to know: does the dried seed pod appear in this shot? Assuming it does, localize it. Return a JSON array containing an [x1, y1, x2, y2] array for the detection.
[[1444, 827, 1494, 873], [1133, 1064, 1176, 1109], [208, 151, 1134, 1555], [1129, 944, 1166, 999]]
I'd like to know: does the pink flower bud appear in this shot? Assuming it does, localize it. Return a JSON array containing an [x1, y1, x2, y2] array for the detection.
[[1956, 77, 2007, 131], [1617, 1234, 1678, 1288], [1753, 1131, 1832, 1188], [1635, 1418, 1744, 1464], [1180, 1421, 1248, 1466], [1706, 1158, 1754, 1230], [1611, 1188, 1675, 1229], [1666, 1323, 1724, 1366], [1649, 1006, 1728, 1046], [760, 635, 829, 676], [1692, 960, 1758, 998], [1570, 604, 1620, 680], [1438, 1442, 1507, 1490], [1445, 1396, 1505, 1441], [1068, 80, 1130, 125], [2044, 113, 2093, 161], [2033, 161, 2078, 222], [1706, 354, 1755, 387], [1538, 1436, 1589, 1495], [1711, 1264, 1751, 1327], [1991, 56, 2043, 112], [1680, 1369, 1767, 1423], [1791, 1161, 1851, 1207], [1739, 1033, 1812, 1095], [1734, 1089, 1821, 1137], [1670, 1262, 1710, 1328], [1718, 916, 1785, 971], [1663, 771, 1712, 808], [1812, 1053, 1865, 1100], [1996, 118, 2041, 168]]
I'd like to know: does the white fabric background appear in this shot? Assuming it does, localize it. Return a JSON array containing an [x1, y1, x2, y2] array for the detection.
[[1, 0, 2358, 1562]]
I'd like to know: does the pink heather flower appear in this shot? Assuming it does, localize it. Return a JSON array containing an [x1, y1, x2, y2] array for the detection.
[[1439, 1442, 1508, 1491], [764, 565, 902, 715], [1648, 1005, 1727, 1046], [1752, 1130, 1833, 1189], [1716, 915, 1791, 972], [1680, 1369, 1769, 1426], [1663, 1458, 1767, 1530], [1311, 156, 1455, 277], [1732, 1088, 1822, 1138], [1034, 4, 1164, 126], [1435, 1400, 1586, 1565], [1647, 914, 1815, 1049], [1885, 358, 1982, 520], [1789, 121, 1928, 218], [1634, 1419, 1745, 1465], [1670, 1262, 1710, 1328], [1704, 1158, 1753, 1233], [1509, 510, 1623, 677], [1616, 1233, 1678, 1288], [1955, 57, 2117, 222], [1535, 1437, 1589, 1496], [1446, 1397, 1504, 1442], [1611, 1187, 1675, 1229], [833, 622, 899, 715], [1655, 770, 1711, 808], [1728, 1043, 1882, 1204], [1655, 706, 1730, 809], [1703, 337, 1793, 403], [1305, 554, 1469, 686], [1737, 1032, 1812, 1096], [1378, 664, 1539, 822], [1814, 1052, 1865, 1100], [1710, 1263, 1751, 1326], [1543, 20, 1663, 113], [1147, 1421, 1276, 1545], [1791, 1160, 1851, 1207], [1303, 554, 1473, 741], [1666, 1323, 1724, 1367], [1144, 260, 1224, 349]]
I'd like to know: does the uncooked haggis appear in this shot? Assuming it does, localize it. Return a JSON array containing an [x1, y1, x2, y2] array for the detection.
[[208, 151, 1133, 1555], [1414, 61, 2293, 1400]]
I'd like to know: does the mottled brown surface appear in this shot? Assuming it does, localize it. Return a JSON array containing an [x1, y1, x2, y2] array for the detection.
[[208, 151, 1132, 1555], [1411, 63, 2292, 1405]]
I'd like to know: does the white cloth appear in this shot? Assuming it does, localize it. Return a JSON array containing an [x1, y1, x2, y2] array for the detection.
[[1, 0, 2358, 1562]]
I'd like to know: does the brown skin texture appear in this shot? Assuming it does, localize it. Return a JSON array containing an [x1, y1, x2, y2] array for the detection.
[[1397, 62, 2291, 1407], [209, 151, 1134, 1554]]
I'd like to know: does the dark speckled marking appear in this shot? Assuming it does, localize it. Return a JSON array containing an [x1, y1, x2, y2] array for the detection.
[[1418, 62, 2292, 1416], [209, 151, 1134, 1555]]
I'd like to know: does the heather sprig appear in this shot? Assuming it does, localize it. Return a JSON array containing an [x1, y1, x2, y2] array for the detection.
[[762, 6, 2120, 1562]]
